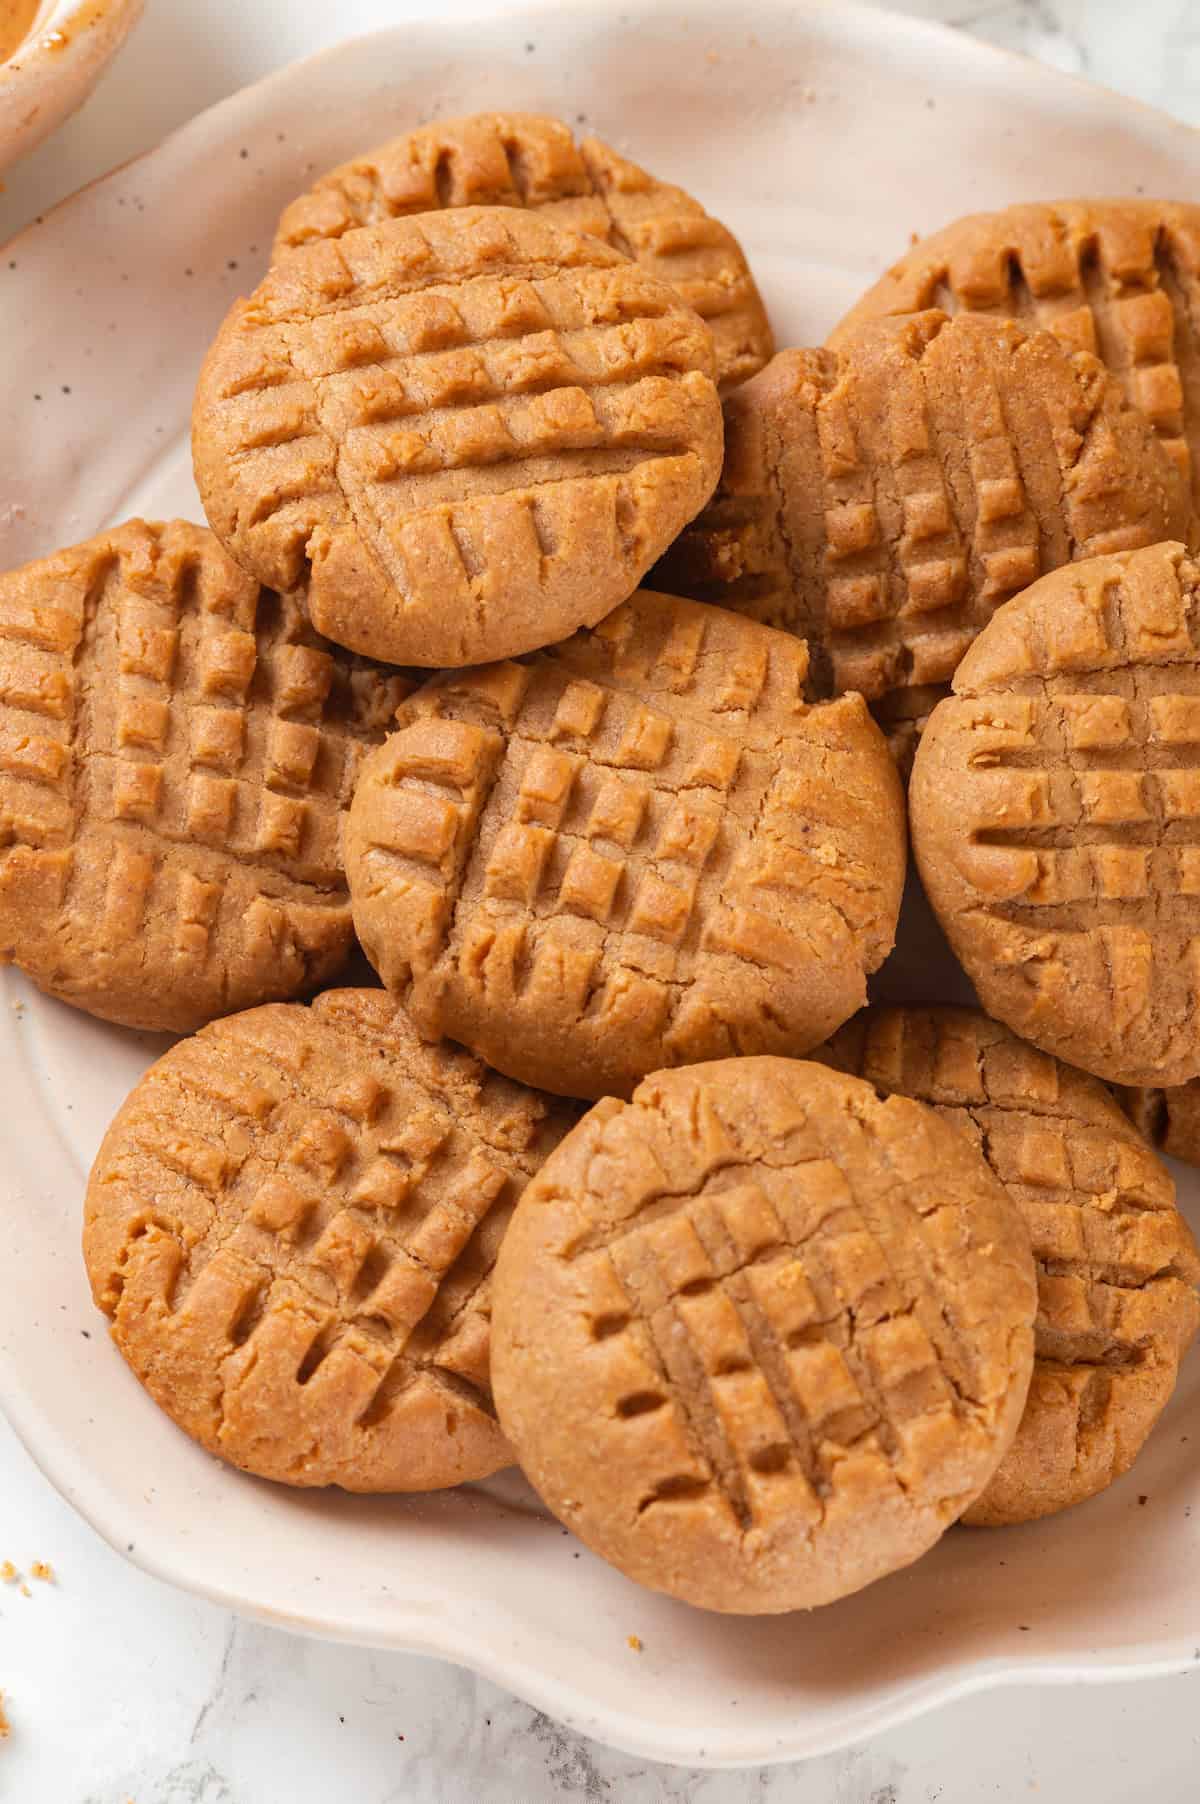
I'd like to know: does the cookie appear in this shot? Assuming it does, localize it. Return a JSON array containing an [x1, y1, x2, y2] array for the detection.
[[653, 311, 1189, 767], [830, 199, 1200, 511], [490, 1056, 1036, 1612], [912, 540, 1200, 1088], [273, 112, 773, 394], [83, 988, 577, 1490], [345, 589, 906, 1101], [193, 205, 723, 669], [0, 520, 410, 1033], [818, 1007, 1200, 1526], [1117, 1078, 1200, 1167]]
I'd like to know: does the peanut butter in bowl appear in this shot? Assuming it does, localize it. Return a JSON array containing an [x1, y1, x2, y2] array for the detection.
[[0, 0, 41, 63]]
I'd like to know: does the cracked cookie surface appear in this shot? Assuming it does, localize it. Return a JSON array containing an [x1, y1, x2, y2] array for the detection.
[[345, 589, 906, 1101], [491, 1055, 1036, 1612], [653, 311, 1189, 767], [193, 205, 723, 669], [818, 1006, 1200, 1525], [829, 198, 1200, 515], [83, 988, 578, 1490], [0, 519, 410, 1033], [912, 541, 1200, 1087], [273, 111, 773, 393]]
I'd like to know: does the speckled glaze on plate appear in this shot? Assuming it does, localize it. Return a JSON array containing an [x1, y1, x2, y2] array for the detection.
[[1, 0, 1200, 1769]]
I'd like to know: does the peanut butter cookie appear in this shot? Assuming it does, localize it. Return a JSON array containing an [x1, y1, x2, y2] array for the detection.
[[830, 199, 1200, 511], [84, 988, 577, 1490], [653, 311, 1189, 766], [491, 1056, 1036, 1612], [912, 541, 1200, 1088], [193, 205, 723, 668], [273, 112, 773, 393], [818, 1007, 1200, 1525], [0, 519, 410, 1033], [346, 590, 906, 1101]]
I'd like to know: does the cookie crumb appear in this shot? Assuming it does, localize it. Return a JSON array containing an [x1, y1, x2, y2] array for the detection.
[[30, 1561, 53, 1582], [627, 1634, 643, 1652], [0, 1562, 16, 1584], [19, 1584, 30, 1598], [0, 1691, 9, 1738]]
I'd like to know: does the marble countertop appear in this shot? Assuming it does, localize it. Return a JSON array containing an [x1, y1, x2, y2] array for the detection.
[[5, 2, 1200, 1798]]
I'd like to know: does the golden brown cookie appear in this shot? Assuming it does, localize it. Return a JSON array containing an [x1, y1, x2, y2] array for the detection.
[[653, 311, 1189, 767], [345, 589, 906, 1101], [1118, 1079, 1200, 1166], [491, 1056, 1037, 1612], [912, 541, 1200, 1088], [829, 199, 1200, 512], [193, 205, 723, 669], [83, 988, 577, 1490], [273, 112, 773, 393], [818, 1006, 1200, 1526], [0, 519, 410, 1033]]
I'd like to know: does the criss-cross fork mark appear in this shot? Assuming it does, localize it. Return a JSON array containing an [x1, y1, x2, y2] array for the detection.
[[958, 660, 1200, 918], [356, 593, 881, 1058], [0, 523, 408, 1015], [876, 205, 1200, 498], [826, 1009, 1199, 1354], [657, 314, 1176, 760], [271, 114, 771, 387], [204, 200, 722, 625], [101, 994, 570, 1454], [577, 1155, 969, 1534], [218, 270, 710, 599]]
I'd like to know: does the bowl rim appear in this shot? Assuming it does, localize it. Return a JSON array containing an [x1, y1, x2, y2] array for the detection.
[[1, 0, 142, 77]]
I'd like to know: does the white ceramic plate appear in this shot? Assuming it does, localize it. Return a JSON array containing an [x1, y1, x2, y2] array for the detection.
[[2, 0, 1200, 1769]]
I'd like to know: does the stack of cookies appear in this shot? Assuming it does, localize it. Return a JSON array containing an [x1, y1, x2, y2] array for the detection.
[[8, 117, 1198, 1615]]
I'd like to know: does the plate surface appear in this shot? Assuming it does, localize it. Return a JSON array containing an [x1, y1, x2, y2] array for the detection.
[[2, 0, 1200, 1768]]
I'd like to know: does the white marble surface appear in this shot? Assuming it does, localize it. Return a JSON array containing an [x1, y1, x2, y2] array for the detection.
[[5, 1, 1200, 1797]]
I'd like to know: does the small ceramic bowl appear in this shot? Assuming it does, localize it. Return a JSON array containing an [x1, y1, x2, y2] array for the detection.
[[0, 0, 143, 171]]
